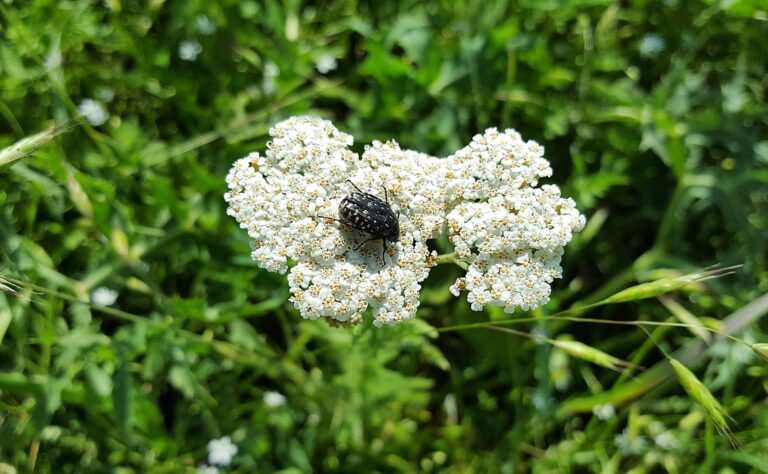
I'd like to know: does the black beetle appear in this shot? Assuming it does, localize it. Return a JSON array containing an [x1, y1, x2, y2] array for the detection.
[[325, 180, 400, 259]]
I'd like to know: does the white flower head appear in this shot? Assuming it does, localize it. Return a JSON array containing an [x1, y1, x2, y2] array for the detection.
[[263, 390, 286, 408], [225, 117, 584, 326], [446, 128, 585, 313], [44, 46, 62, 70], [207, 436, 237, 466], [179, 40, 203, 61], [639, 34, 666, 58], [654, 431, 677, 450], [77, 99, 109, 126], [226, 117, 444, 326], [197, 466, 219, 474], [315, 54, 338, 74], [90, 287, 118, 306], [195, 15, 217, 35]]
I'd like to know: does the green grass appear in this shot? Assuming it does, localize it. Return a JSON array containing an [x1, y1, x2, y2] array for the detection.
[[1, 0, 768, 472]]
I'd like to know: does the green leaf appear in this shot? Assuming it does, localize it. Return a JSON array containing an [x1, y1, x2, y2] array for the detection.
[[113, 357, 133, 434], [287, 438, 312, 473], [228, 319, 265, 351], [85, 365, 113, 398], [33, 377, 66, 432], [169, 364, 196, 399]]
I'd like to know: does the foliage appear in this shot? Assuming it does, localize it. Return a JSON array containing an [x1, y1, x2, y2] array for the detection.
[[1, 0, 767, 472]]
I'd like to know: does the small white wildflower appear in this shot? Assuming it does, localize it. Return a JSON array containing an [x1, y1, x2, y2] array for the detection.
[[654, 431, 677, 450], [639, 34, 666, 58], [195, 15, 217, 35], [615, 428, 648, 455], [77, 99, 109, 126], [263, 390, 286, 408], [263, 61, 280, 95], [44, 46, 62, 70], [225, 117, 584, 326], [207, 436, 237, 466], [197, 465, 219, 474], [179, 40, 203, 61], [592, 403, 616, 420], [90, 287, 118, 306], [315, 54, 338, 74]]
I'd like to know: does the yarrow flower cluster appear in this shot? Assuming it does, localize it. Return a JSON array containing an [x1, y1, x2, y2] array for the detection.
[[445, 129, 584, 313], [225, 116, 585, 326], [207, 436, 238, 466]]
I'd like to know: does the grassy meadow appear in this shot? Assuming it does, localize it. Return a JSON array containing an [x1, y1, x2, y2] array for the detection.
[[1, 0, 768, 472]]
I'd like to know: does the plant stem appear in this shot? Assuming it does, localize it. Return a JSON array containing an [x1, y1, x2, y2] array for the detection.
[[435, 252, 468, 270]]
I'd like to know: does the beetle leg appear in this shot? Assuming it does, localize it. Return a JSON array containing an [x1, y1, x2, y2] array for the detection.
[[316, 214, 344, 224], [346, 180, 364, 194], [353, 238, 388, 261], [354, 237, 377, 251]]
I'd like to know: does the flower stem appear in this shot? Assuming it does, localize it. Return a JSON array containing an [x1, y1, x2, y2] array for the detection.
[[435, 252, 468, 270]]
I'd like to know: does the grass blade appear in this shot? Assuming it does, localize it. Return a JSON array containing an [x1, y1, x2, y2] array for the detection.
[[660, 296, 712, 343], [558, 292, 768, 416], [599, 266, 740, 305], [669, 357, 736, 446], [0, 120, 78, 168], [751, 343, 768, 364], [552, 339, 631, 372]]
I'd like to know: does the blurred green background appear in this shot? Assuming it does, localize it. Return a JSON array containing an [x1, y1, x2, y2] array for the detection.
[[1, 0, 767, 472]]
